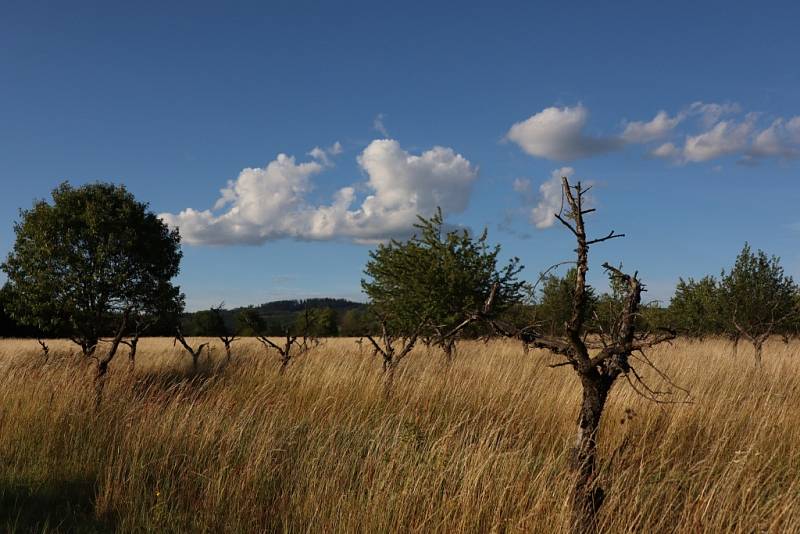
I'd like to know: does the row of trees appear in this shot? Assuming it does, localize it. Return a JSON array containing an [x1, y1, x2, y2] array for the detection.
[[669, 244, 798, 362]]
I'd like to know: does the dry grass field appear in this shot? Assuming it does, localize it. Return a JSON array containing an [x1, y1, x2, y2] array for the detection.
[[0, 337, 799, 533]]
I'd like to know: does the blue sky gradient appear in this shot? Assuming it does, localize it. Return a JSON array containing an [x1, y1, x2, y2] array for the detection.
[[2, 1, 799, 309]]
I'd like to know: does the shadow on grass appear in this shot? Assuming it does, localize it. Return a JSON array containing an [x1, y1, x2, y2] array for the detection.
[[129, 363, 227, 402], [0, 479, 113, 533]]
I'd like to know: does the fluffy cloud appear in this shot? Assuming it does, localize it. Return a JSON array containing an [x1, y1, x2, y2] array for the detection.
[[622, 110, 683, 143], [160, 140, 478, 246], [750, 116, 800, 159], [511, 102, 799, 165], [682, 114, 758, 162], [506, 105, 623, 161]]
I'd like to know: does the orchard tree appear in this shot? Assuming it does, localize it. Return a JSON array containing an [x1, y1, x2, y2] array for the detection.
[[362, 208, 524, 361], [668, 276, 724, 338], [192, 304, 238, 362], [1, 182, 184, 388], [720, 244, 798, 365]]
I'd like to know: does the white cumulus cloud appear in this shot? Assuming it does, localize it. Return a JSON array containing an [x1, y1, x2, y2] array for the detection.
[[622, 110, 683, 143], [682, 114, 758, 162], [160, 140, 478, 246], [749, 116, 800, 159], [506, 105, 623, 161]]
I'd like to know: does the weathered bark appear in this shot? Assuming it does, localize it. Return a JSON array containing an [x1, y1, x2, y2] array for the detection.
[[572, 374, 612, 534]]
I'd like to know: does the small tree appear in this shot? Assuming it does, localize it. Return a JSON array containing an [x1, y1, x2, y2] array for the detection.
[[364, 312, 427, 395], [668, 276, 725, 338], [174, 326, 210, 373], [362, 208, 524, 361], [192, 304, 239, 362], [242, 309, 308, 374], [720, 244, 798, 365], [2, 182, 184, 390]]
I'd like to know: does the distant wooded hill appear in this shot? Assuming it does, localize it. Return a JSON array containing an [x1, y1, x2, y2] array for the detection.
[[182, 298, 369, 337]]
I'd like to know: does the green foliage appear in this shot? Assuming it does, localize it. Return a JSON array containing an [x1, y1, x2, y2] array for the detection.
[[535, 268, 597, 336], [719, 243, 798, 338], [669, 276, 725, 337], [361, 208, 525, 339], [189, 305, 234, 337], [339, 308, 375, 337], [1, 182, 184, 352], [294, 307, 339, 337], [237, 308, 266, 336]]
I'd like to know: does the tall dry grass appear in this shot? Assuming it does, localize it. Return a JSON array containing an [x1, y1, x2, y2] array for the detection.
[[0, 337, 799, 533]]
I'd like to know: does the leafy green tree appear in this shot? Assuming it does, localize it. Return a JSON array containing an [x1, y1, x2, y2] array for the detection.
[[536, 268, 597, 336], [668, 276, 724, 338], [719, 243, 799, 364], [362, 209, 524, 360], [1, 182, 184, 383]]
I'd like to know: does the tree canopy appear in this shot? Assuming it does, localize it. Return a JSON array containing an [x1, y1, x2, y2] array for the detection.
[[362, 209, 524, 355], [1, 182, 184, 354]]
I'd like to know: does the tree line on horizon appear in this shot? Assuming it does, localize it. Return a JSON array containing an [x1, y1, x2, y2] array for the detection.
[[1, 187, 798, 366]]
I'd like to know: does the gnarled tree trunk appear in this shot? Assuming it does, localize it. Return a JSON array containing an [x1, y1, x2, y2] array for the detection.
[[572, 374, 612, 534]]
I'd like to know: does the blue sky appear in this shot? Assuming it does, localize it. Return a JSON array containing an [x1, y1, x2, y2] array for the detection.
[[2, 1, 799, 310]]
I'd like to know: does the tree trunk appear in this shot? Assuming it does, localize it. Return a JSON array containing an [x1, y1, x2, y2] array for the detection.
[[128, 339, 138, 370], [191, 352, 199, 373], [383, 361, 397, 398], [571, 375, 611, 534], [279, 355, 289, 375], [442, 339, 456, 363], [753, 338, 764, 367], [732, 337, 739, 359], [522, 341, 530, 356], [223, 340, 232, 363]]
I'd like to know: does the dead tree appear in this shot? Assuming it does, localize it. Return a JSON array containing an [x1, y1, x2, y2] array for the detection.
[[37, 338, 50, 362], [210, 303, 239, 363], [120, 313, 154, 370], [296, 308, 320, 354], [254, 328, 307, 374], [365, 315, 426, 395], [174, 327, 210, 373], [485, 178, 677, 534]]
